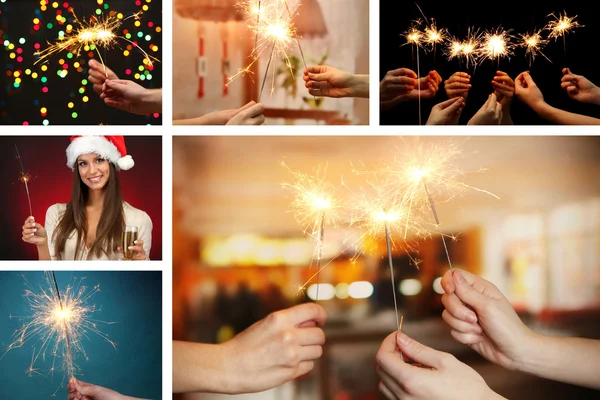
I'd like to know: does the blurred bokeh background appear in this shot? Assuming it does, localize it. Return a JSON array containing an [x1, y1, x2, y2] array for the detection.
[[173, 136, 600, 399], [173, 0, 369, 125]]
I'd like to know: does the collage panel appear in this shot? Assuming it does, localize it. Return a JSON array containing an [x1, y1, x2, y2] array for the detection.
[[0, 0, 162, 125], [380, 1, 600, 125], [0, 135, 162, 261], [0, 270, 162, 399], [172, 0, 369, 125], [173, 135, 600, 399]]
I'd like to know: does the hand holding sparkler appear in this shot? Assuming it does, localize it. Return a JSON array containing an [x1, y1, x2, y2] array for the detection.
[[303, 66, 369, 98], [561, 68, 600, 105], [89, 60, 119, 95], [225, 102, 266, 125], [491, 71, 515, 107], [426, 98, 465, 125], [380, 68, 418, 102], [444, 72, 471, 101], [21, 216, 47, 246], [376, 331, 502, 400], [100, 81, 162, 115], [514, 71, 546, 111], [67, 378, 143, 400], [467, 93, 503, 125]]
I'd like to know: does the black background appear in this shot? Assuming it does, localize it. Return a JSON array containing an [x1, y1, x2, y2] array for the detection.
[[0, 0, 162, 125], [380, 1, 600, 125]]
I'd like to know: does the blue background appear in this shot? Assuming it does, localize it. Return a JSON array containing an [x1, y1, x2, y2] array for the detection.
[[0, 271, 162, 399]]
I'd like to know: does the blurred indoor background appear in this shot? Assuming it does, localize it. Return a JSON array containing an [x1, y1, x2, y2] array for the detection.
[[173, 0, 369, 125], [173, 136, 600, 399]]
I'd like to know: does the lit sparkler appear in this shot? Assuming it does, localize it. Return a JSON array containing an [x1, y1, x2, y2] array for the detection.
[[231, 0, 300, 100], [282, 163, 341, 300], [381, 141, 499, 269], [34, 9, 158, 76], [424, 20, 446, 64], [479, 28, 515, 68], [519, 30, 551, 67], [1, 272, 116, 394], [14, 144, 33, 218], [445, 29, 482, 73], [545, 12, 582, 56], [402, 21, 426, 124]]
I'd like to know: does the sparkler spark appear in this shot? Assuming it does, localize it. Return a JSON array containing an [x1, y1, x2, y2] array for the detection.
[[281, 163, 341, 298], [34, 9, 158, 75], [230, 0, 300, 100], [519, 31, 551, 66], [445, 28, 483, 72], [479, 28, 515, 66], [1, 272, 116, 394], [546, 12, 582, 40]]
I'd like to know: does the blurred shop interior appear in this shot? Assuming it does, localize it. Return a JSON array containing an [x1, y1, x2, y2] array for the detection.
[[173, 136, 600, 400]]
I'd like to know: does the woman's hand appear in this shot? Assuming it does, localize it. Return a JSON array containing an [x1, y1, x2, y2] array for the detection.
[[118, 239, 147, 260], [21, 216, 47, 246]]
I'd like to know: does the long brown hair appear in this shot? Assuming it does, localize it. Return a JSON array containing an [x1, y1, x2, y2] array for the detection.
[[53, 161, 125, 259]]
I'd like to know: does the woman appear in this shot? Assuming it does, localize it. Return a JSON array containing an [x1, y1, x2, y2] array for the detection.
[[21, 136, 152, 260]]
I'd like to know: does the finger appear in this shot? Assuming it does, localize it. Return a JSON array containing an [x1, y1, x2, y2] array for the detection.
[[386, 76, 418, 86], [396, 332, 448, 369], [385, 83, 414, 93], [307, 72, 329, 82], [241, 103, 265, 118], [388, 68, 417, 78], [251, 114, 266, 125], [446, 77, 471, 85], [492, 82, 514, 93], [304, 65, 325, 75], [493, 76, 514, 86], [376, 332, 412, 382], [495, 102, 503, 121], [299, 344, 323, 361], [127, 245, 145, 254], [561, 74, 576, 83], [378, 367, 405, 398], [104, 99, 128, 111], [567, 86, 579, 94], [296, 327, 325, 346], [522, 72, 535, 87], [430, 70, 442, 84], [379, 381, 397, 400], [445, 82, 471, 90], [495, 70, 508, 77], [441, 292, 477, 323], [74, 380, 98, 397], [440, 269, 455, 294], [452, 270, 492, 312], [452, 72, 471, 78], [442, 309, 482, 334], [436, 97, 462, 110], [562, 67, 570, 75], [288, 303, 327, 326], [294, 360, 315, 378], [450, 329, 485, 345], [486, 93, 497, 110]]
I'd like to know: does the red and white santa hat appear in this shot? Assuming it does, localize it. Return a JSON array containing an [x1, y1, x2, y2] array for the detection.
[[66, 135, 134, 171]]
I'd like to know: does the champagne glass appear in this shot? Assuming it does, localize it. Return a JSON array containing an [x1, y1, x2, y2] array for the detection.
[[121, 226, 139, 260]]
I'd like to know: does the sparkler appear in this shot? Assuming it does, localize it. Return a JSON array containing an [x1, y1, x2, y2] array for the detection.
[[545, 12, 582, 57], [1, 272, 116, 394], [402, 22, 425, 125], [479, 28, 515, 69], [231, 0, 301, 101], [13, 144, 33, 218], [445, 29, 482, 74], [281, 163, 341, 300], [34, 9, 158, 77], [381, 141, 499, 270], [424, 21, 446, 64], [519, 31, 551, 67]]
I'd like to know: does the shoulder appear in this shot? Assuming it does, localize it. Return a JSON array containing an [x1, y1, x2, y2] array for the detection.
[[123, 202, 153, 227], [46, 203, 67, 218]]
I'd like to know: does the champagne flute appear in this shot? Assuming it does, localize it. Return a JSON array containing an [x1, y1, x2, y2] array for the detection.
[[121, 226, 139, 260]]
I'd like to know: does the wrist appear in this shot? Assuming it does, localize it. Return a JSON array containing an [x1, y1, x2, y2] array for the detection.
[[218, 341, 243, 393], [142, 88, 162, 114], [349, 74, 369, 98], [511, 329, 544, 373], [591, 88, 600, 105]]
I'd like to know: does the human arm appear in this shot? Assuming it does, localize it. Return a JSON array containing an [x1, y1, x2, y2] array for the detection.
[[425, 97, 464, 125], [441, 269, 600, 390], [173, 102, 265, 126], [375, 331, 504, 400], [303, 65, 369, 98], [67, 379, 146, 400], [492, 71, 514, 125], [173, 303, 327, 394], [516, 71, 600, 124], [21, 215, 51, 260], [100, 80, 162, 115], [561, 68, 600, 105]]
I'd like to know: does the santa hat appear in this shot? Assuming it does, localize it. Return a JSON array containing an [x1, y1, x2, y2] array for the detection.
[[66, 136, 134, 171]]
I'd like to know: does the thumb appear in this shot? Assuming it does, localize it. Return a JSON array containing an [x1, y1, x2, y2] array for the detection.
[[308, 72, 328, 82], [442, 97, 463, 114], [75, 380, 99, 397], [452, 270, 489, 312]]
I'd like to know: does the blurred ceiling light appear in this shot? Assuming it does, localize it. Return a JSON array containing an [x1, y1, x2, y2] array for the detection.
[[307, 283, 335, 301], [433, 277, 444, 295], [335, 283, 349, 299], [348, 281, 374, 299], [399, 279, 422, 296]]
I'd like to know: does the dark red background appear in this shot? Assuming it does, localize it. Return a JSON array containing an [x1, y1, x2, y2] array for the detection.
[[0, 136, 162, 260]]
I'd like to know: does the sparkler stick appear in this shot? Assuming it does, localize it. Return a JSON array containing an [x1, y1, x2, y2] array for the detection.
[[315, 212, 325, 301], [259, 41, 277, 101], [421, 180, 452, 270], [403, 24, 424, 125], [545, 12, 582, 58], [384, 220, 401, 331], [14, 145, 33, 218], [51, 271, 75, 378], [519, 31, 550, 67]]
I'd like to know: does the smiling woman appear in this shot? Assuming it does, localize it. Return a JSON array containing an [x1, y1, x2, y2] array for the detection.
[[20, 136, 153, 261]]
